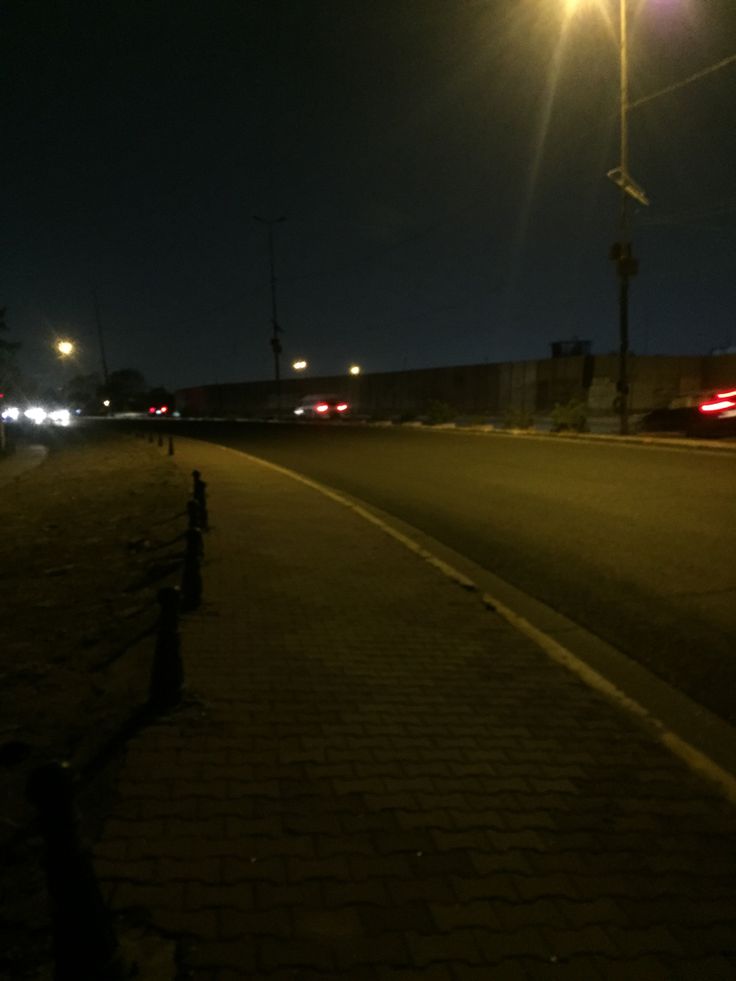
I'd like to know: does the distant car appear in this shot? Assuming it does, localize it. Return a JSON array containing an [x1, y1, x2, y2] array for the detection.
[[695, 386, 736, 435], [293, 394, 350, 420], [638, 387, 736, 437]]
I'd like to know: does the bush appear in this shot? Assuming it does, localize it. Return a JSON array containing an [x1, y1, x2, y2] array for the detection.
[[551, 398, 589, 432], [424, 400, 457, 425], [502, 407, 535, 430]]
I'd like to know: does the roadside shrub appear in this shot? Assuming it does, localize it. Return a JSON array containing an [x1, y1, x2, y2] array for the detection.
[[424, 400, 457, 425], [551, 398, 589, 432], [502, 407, 535, 430]]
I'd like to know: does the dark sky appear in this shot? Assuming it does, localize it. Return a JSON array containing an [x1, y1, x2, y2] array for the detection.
[[3, 0, 735, 393]]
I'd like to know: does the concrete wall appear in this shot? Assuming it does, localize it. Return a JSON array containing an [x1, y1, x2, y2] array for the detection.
[[176, 353, 736, 419]]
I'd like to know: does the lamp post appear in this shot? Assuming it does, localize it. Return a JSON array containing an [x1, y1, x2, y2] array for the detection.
[[254, 215, 286, 418], [92, 290, 110, 387], [605, 0, 649, 436], [55, 339, 76, 404]]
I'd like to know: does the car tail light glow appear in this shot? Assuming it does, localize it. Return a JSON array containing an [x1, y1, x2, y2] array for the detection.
[[316, 403, 329, 413], [699, 397, 736, 414], [336, 403, 348, 412]]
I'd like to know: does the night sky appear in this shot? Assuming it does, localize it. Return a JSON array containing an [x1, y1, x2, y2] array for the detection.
[[3, 0, 735, 393]]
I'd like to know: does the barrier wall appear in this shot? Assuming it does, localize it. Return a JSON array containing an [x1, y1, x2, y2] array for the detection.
[[176, 353, 736, 419]]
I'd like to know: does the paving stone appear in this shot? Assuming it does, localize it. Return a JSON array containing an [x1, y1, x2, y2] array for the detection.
[[378, 966, 454, 981], [474, 926, 555, 962], [430, 900, 501, 932], [450, 964, 528, 981], [521, 955, 608, 979], [407, 929, 484, 967]]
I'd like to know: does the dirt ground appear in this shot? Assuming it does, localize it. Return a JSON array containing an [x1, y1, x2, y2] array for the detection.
[[0, 424, 189, 979]]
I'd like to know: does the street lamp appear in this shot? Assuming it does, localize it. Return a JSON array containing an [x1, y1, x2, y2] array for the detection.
[[349, 364, 361, 376], [292, 359, 308, 371], [605, 0, 650, 436], [254, 215, 286, 417], [56, 339, 74, 357]]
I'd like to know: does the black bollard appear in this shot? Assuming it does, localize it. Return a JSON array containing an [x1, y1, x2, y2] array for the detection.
[[181, 527, 203, 611], [186, 498, 201, 531], [168, 435, 174, 456], [26, 762, 135, 981], [192, 471, 209, 530], [150, 586, 183, 710]]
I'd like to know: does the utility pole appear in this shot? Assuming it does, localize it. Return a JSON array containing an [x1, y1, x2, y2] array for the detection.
[[616, 0, 631, 437], [606, 0, 648, 437], [92, 290, 110, 387], [254, 215, 286, 418]]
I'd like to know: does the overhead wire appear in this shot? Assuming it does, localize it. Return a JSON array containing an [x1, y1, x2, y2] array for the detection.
[[628, 52, 736, 110]]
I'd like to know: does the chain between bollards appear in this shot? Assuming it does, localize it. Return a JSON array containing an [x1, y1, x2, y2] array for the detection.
[[26, 762, 136, 980]]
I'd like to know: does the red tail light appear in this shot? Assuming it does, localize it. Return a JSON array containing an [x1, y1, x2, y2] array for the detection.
[[315, 403, 329, 413], [699, 396, 736, 414], [336, 403, 348, 412]]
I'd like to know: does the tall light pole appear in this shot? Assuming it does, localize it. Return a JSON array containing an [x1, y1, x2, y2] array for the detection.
[[254, 215, 286, 418], [606, 0, 649, 436], [92, 289, 110, 387]]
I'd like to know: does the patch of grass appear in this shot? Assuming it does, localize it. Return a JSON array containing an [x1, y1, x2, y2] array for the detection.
[[502, 407, 535, 430], [424, 400, 457, 425], [551, 398, 589, 432]]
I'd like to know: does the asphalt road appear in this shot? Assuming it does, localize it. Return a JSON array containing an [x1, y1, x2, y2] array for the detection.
[[178, 421, 736, 724]]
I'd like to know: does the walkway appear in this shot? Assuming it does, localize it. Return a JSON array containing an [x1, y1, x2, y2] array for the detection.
[[93, 437, 736, 980]]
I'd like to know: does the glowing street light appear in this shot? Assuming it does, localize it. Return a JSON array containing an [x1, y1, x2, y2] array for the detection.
[[349, 364, 361, 376], [56, 339, 75, 357], [292, 359, 308, 371]]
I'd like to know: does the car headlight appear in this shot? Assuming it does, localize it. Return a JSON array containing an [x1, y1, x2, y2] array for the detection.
[[24, 407, 47, 424]]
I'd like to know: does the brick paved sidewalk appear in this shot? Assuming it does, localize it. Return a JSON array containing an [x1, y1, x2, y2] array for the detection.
[[94, 437, 736, 980]]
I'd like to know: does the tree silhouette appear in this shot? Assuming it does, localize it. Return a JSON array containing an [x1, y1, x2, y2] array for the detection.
[[0, 307, 21, 394]]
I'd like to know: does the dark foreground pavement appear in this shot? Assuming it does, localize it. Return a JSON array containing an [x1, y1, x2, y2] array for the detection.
[[92, 437, 736, 980]]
